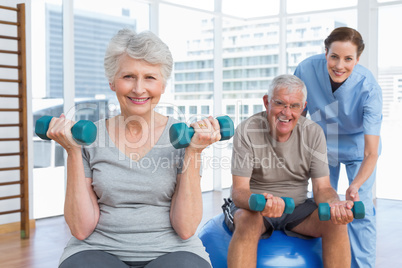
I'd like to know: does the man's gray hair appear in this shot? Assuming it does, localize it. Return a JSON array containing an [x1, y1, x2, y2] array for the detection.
[[266, 74, 307, 103], [104, 28, 173, 85]]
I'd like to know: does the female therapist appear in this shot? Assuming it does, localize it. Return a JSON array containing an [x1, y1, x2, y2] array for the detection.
[[294, 27, 382, 268]]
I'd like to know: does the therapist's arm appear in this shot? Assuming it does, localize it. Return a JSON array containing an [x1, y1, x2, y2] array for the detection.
[[346, 134, 380, 201]]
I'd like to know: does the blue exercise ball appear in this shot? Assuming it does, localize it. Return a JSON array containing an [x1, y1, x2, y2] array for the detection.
[[198, 213, 323, 268]]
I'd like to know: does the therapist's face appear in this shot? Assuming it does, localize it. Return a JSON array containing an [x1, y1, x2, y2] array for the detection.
[[325, 41, 360, 83], [263, 88, 305, 142]]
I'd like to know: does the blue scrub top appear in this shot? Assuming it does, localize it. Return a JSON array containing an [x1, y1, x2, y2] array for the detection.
[[294, 54, 382, 162]]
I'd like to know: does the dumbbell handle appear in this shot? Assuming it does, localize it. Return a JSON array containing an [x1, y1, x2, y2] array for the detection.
[[35, 116, 97, 146], [169, 115, 234, 149], [318, 201, 365, 221], [248, 193, 295, 214]]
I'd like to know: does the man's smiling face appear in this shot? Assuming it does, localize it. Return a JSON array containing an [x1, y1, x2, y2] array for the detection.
[[263, 88, 305, 142]]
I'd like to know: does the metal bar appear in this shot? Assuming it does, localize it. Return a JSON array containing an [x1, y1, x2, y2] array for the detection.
[[0, 79, 21, 83], [0, 64, 19, 69], [0, 152, 21, 157], [0, 138, 22, 142], [0, 180, 22, 186], [0, 195, 23, 201], [0, 35, 19, 40], [0, 94, 21, 98], [0, 108, 22, 112], [0, 5, 18, 11], [0, 124, 21, 127], [0, 167, 22, 171], [0, 20, 19, 26], [0, 209, 23, 216]]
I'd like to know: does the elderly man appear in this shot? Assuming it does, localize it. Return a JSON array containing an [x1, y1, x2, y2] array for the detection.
[[223, 74, 355, 268]]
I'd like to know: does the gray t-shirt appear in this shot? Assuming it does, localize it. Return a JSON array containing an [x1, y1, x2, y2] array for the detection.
[[59, 117, 210, 265], [231, 112, 329, 206]]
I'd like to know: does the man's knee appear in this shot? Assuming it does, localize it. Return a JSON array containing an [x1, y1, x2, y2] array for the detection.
[[292, 211, 348, 238], [322, 221, 348, 237], [233, 209, 265, 237]]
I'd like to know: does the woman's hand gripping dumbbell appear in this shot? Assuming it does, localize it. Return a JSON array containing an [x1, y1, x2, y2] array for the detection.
[[169, 115, 235, 149], [35, 115, 97, 146], [248, 193, 295, 216]]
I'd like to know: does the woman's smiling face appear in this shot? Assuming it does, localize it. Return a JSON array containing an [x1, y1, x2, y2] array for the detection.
[[325, 41, 360, 83], [109, 54, 165, 117]]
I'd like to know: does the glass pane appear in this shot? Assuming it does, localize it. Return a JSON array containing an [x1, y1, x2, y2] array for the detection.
[[222, 0, 279, 18], [377, 4, 402, 200], [219, 16, 280, 188], [160, 4, 217, 191], [163, 0, 214, 12], [286, 9, 357, 74], [222, 17, 279, 98], [71, 0, 150, 124], [287, 0, 357, 14], [73, 0, 149, 104], [32, 0, 65, 219], [33, 1, 64, 167]]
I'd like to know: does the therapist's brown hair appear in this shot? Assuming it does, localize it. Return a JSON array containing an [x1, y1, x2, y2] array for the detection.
[[324, 27, 365, 58]]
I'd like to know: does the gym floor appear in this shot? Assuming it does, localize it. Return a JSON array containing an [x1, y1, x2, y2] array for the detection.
[[0, 189, 401, 267]]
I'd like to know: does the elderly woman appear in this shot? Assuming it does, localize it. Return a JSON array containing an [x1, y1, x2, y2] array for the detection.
[[294, 27, 382, 268], [52, 29, 218, 268]]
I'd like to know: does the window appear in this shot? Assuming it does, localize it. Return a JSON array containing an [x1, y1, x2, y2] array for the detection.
[[226, 105, 235, 114], [178, 106, 186, 114], [189, 106, 197, 114], [286, 10, 357, 73], [201, 105, 210, 115], [166, 106, 174, 115], [253, 104, 263, 113]]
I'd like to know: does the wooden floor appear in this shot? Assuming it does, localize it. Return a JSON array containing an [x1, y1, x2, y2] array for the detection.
[[0, 189, 401, 268]]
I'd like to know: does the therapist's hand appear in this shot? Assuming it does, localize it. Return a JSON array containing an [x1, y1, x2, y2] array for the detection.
[[346, 185, 360, 202]]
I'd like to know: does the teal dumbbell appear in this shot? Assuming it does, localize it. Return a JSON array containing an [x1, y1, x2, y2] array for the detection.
[[35, 115, 97, 146], [318, 201, 365, 221], [248, 193, 295, 214], [169, 115, 235, 149]]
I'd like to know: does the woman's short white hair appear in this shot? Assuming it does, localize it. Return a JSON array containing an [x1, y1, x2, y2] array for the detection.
[[266, 74, 307, 103], [104, 28, 173, 85]]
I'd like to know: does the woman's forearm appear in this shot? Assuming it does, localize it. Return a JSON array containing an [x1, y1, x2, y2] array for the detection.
[[170, 149, 203, 240], [350, 152, 378, 189], [350, 135, 380, 189], [64, 149, 99, 240]]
